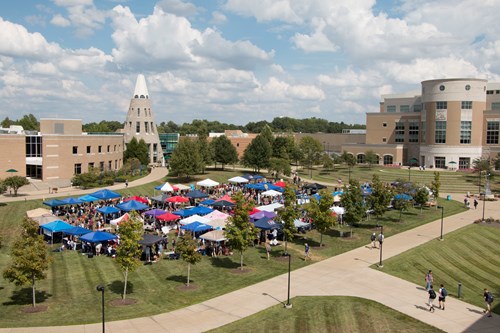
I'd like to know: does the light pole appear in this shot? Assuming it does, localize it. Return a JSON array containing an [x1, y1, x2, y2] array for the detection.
[[285, 253, 292, 309], [96, 284, 105, 333], [408, 166, 411, 181], [378, 226, 384, 267], [437, 205, 444, 240], [482, 173, 490, 222]]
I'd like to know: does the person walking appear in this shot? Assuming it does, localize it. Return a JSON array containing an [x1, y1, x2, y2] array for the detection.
[[474, 198, 478, 209], [438, 284, 447, 310], [483, 288, 494, 317], [425, 270, 433, 291], [371, 232, 377, 249], [428, 285, 437, 312], [304, 243, 310, 260]]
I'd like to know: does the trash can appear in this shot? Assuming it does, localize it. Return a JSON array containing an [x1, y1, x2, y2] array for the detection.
[[447, 195, 451, 201]]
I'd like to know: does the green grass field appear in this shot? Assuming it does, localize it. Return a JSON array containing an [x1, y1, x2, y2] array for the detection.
[[378, 223, 500, 314], [208, 296, 444, 333]]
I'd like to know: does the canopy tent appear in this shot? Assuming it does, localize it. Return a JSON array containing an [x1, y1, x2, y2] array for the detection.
[[43, 199, 66, 207], [144, 209, 167, 217], [151, 194, 170, 203], [124, 196, 149, 204], [97, 206, 120, 215], [250, 211, 276, 221], [79, 194, 99, 202], [245, 182, 283, 192], [172, 209, 196, 218], [110, 213, 130, 226], [26, 208, 52, 219], [41, 220, 73, 232], [217, 194, 234, 203], [156, 212, 181, 222], [199, 229, 226, 242], [333, 190, 344, 196], [181, 221, 212, 233], [186, 190, 209, 199], [248, 207, 261, 215], [166, 196, 189, 203], [139, 234, 165, 246], [199, 199, 216, 206], [196, 178, 219, 187], [274, 181, 286, 188], [253, 217, 282, 230], [117, 200, 149, 212], [173, 183, 191, 191], [242, 174, 264, 180], [32, 214, 60, 225], [256, 203, 283, 212], [80, 231, 117, 243], [361, 186, 372, 196], [331, 206, 345, 215], [89, 189, 121, 200], [62, 226, 92, 236], [212, 200, 235, 208], [311, 193, 321, 201], [60, 197, 83, 205], [228, 176, 249, 184], [261, 189, 282, 197], [186, 206, 213, 216], [303, 182, 328, 191], [180, 214, 210, 225], [204, 218, 227, 229], [333, 195, 342, 202], [294, 219, 310, 228], [394, 193, 413, 201], [204, 210, 230, 220]]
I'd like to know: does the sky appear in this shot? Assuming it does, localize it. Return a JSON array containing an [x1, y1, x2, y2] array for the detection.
[[1, 0, 499, 126]]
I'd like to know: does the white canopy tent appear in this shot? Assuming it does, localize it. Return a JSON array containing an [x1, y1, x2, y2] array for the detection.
[[205, 218, 227, 229], [179, 214, 211, 225], [196, 178, 220, 187], [256, 203, 284, 212], [204, 210, 230, 220], [261, 189, 282, 197], [174, 184, 191, 191], [160, 182, 174, 192], [331, 206, 345, 215], [199, 229, 227, 242], [228, 176, 249, 183]]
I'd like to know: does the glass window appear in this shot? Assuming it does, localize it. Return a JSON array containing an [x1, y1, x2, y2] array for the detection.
[[145, 122, 149, 133], [88, 162, 94, 170], [357, 154, 365, 163], [439, 85, 445, 91], [136, 122, 140, 133], [413, 104, 422, 112], [400, 105, 410, 113], [395, 122, 405, 143], [383, 155, 393, 165], [435, 121, 446, 144], [382, 122, 387, 127], [99, 161, 104, 172], [409, 122, 419, 143], [491, 102, 500, 110], [465, 85, 471, 91], [108, 161, 112, 170], [421, 122, 426, 143], [151, 122, 154, 133], [459, 157, 470, 169], [87, 146, 91, 154], [436, 101, 447, 109], [107, 145, 110, 152], [460, 121, 472, 144], [74, 163, 82, 175], [486, 121, 499, 144], [461, 101, 472, 109], [98, 145, 102, 153], [434, 157, 446, 168], [72, 146, 78, 154], [137, 109, 140, 117], [387, 105, 396, 112], [25, 136, 42, 157], [114, 145, 117, 151]]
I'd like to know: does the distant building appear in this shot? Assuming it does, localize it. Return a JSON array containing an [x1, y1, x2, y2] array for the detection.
[[159, 133, 180, 162], [123, 74, 164, 165]]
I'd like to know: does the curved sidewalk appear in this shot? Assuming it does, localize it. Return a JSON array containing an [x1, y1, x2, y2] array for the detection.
[[1, 197, 498, 332]]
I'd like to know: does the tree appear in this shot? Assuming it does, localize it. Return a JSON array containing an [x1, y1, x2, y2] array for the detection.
[[367, 174, 392, 220], [341, 179, 365, 226], [430, 171, 441, 201], [4, 176, 29, 196], [322, 153, 334, 170], [393, 197, 412, 222], [277, 185, 299, 253], [3, 217, 52, 307], [225, 192, 258, 270], [306, 190, 336, 247], [272, 136, 293, 159], [115, 212, 143, 300], [341, 151, 357, 182], [1, 116, 13, 128], [473, 157, 492, 193], [176, 231, 202, 286], [169, 138, 203, 179], [414, 187, 430, 214], [211, 135, 238, 170], [269, 157, 291, 178], [241, 135, 272, 172], [299, 136, 323, 177], [124, 137, 149, 165], [196, 135, 213, 174], [259, 124, 275, 147], [71, 168, 99, 189], [18, 114, 39, 131], [365, 151, 379, 168]]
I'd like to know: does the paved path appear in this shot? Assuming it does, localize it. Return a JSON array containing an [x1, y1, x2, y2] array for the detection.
[[0, 192, 498, 332]]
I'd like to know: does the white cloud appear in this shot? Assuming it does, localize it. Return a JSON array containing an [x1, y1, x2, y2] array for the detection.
[[224, 0, 303, 23], [52, 0, 107, 37], [50, 14, 71, 27], [210, 11, 227, 25], [156, 0, 200, 17]]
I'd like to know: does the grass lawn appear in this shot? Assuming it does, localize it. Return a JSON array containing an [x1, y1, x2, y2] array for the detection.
[[376, 223, 500, 314], [208, 296, 444, 333], [0, 166, 467, 327]]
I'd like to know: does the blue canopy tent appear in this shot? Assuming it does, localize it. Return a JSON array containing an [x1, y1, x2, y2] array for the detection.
[[173, 209, 196, 218], [181, 221, 212, 233], [116, 200, 149, 212], [89, 189, 121, 200], [187, 206, 213, 216], [311, 193, 321, 201], [40, 220, 73, 244], [186, 190, 209, 199], [43, 199, 66, 207], [61, 197, 83, 205], [212, 200, 235, 208], [253, 217, 283, 230], [199, 199, 215, 206], [80, 231, 117, 243], [394, 193, 413, 201], [62, 226, 92, 236], [97, 206, 120, 214], [79, 194, 99, 202], [144, 209, 167, 217]]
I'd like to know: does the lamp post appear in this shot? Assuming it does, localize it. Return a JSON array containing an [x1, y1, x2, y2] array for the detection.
[[437, 205, 444, 241], [408, 166, 411, 181], [378, 226, 384, 267], [285, 253, 292, 309], [482, 172, 490, 222], [96, 284, 105, 333]]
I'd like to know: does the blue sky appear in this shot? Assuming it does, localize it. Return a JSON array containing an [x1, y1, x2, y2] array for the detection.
[[0, 0, 499, 126]]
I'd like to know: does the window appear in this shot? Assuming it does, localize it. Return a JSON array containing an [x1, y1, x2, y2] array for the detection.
[[26, 136, 42, 157], [74, 163, 82, 175], [439, 85, 445, 91], [460, 121, 472, 144], [491, 102, 500, 110], [99, 161, 104, 172], [421, 122, 426, 143], [129, 121, 132, 128], [382, 122, 387, 127], [114, 145, 117, 151], [465, 84, 471, 91], [145, 122, 149, 133], [137, 109, 140, 117], [383, 155, 393, 165], [400, 105, 410, 113], [387, 105, 396, 112], [487, 90, 494, 95], [435, 121, 446, 143], [72, 146, 78, 154], [459, 157, 470, 169], [108, 161, 112, 170], [87, 146, 91, 154], [88, 162, 94, 170], [409, 122, 419, 143], [436, 101, 447, 109], [115, 160, 118, 169], [434, 157, 446, 169], [98, 145, 102, 153], [151, 122, 154, 133], [395, 122, 405, 143], [486, 121, 499, 144], [136, 122, 140, 133], [107, 145, 110, 152], [357, 154, 365, 164], [461, 101, 472, 109], [413, 104, 422, 112], [382, 137, 387, 142]]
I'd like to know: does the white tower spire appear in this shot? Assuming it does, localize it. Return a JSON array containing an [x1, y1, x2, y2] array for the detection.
[[133, 74, 149, 99]]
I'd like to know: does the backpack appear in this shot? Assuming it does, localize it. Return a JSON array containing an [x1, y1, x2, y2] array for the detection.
[[487, 292, 494, 303], [441, 288, 447, 297], [429, 289, 436, 299]]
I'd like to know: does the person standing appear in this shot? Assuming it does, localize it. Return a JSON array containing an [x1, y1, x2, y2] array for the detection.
[[304, 243, 310, 260], [428, 285, 437, 312], [483, 288, 494, 317], [425, 270, 433, 291], [371, 232, 377, 248], [125, 179, 129, 188], [474, 198, 478, 209], [265, 242, 271, 260], [438, 284, 447, 310]]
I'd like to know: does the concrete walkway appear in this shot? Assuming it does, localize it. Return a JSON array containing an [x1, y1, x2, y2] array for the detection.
[[0, 177, 498, 332]]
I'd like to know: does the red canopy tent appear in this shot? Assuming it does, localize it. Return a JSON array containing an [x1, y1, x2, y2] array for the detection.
[[166, 196, 189, 203], [157, 212, 181, 222], [274, 181, 286, 188], [124, 196, 149, 204], [216, 194, 234, 203]]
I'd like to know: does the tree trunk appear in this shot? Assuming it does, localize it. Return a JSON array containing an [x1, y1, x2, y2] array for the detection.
[[31, 275, 36, 307], [399, 209, 402, 222], [187, 263, 191, 286], [320, 233, 323, 247], [240, 252, 244, 270], [123, 266, 129, 300]]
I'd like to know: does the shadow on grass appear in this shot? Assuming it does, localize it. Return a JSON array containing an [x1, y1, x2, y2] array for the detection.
[[0, 203, 6, 206], [108, 280, 134, 296], [210, 257, 240, 269], [2, 288, 51, 306], [166, 275, 190, 284]]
